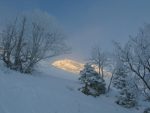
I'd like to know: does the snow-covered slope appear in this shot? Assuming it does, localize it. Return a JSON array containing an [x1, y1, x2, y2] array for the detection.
[[0, 60, 142, 113]]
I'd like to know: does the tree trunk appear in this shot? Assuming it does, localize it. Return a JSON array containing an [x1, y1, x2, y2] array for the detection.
[[102, 67, 104, 79]]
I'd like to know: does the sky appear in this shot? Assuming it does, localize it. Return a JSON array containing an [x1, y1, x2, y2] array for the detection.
[[0, 0, 150, 60]]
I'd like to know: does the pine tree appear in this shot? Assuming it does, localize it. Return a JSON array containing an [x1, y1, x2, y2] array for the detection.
[[113, 64, 127, 89], [113, 62, 137, 108], [79, 63, 106, 97]]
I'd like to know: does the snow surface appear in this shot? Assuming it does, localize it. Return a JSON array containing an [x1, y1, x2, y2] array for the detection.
[[0, 60, 145, 113]]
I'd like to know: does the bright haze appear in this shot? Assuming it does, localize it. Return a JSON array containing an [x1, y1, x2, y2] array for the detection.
[[0, 0, 150, 61]]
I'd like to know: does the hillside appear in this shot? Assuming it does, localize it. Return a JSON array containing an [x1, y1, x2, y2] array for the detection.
[[0, 60, 145, 113]]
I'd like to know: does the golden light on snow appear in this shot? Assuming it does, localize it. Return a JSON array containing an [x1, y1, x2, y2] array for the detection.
[[52, 59, 112, 76], [52, 59, 84, 74]]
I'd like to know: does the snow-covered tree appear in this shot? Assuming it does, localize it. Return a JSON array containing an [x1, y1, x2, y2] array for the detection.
[[113, 59, 137, 108], [113, 24, 150, 99], [79, 63, 106, 97], [113, 61, 128, 89], [0, 10, 68, 73]]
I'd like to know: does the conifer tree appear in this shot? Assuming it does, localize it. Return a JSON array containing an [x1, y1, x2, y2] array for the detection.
[[79, 63, 106, 97]]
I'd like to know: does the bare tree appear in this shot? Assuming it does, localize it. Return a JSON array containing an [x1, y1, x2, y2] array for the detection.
[[1, 18, 18, 68], [13, 17, 26, 71], [90, 46, 108, 79], [0, 11, 68, 73], [113, 24, 150, 94]]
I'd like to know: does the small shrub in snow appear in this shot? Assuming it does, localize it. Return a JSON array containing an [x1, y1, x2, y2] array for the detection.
[[79, 63, 106, 97], [144, 108, 150, 113], [116, 89, 137, 108]]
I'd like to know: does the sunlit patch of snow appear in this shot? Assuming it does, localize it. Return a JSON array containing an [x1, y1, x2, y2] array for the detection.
[[52, 59, 112, 76], [52, 59, 84, 74]]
